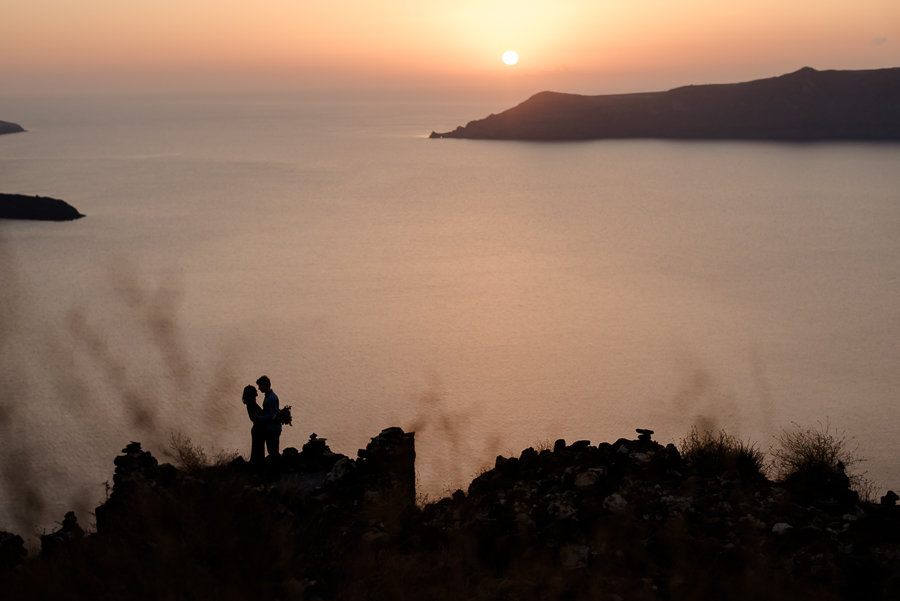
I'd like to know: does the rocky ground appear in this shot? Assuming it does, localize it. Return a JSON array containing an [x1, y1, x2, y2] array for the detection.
[[1, 428, 898, 600]]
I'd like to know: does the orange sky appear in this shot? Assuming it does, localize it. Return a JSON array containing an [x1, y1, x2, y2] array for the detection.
[[1, 1, 898, 95]]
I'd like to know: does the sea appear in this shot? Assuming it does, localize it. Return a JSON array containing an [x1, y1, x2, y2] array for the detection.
[[1, 92, 899, 538]]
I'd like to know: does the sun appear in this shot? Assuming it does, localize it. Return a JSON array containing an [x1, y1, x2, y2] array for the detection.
[[502, 50, 519, 66]]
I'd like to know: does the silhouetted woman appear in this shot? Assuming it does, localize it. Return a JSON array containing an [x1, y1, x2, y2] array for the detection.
[[242, 384, 265, 470]]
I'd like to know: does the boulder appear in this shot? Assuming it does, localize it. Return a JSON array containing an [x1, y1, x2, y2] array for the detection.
[[355, 427, 416, 509], [40, 512, 84, 557], [0, 531, 26, 572]]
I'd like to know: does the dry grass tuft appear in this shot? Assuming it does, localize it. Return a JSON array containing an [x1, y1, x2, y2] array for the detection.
[[166, 431, 209, 472], [165, 432, 239, 473], [770, 421, 875, 500], [680, 426, 766, 479]]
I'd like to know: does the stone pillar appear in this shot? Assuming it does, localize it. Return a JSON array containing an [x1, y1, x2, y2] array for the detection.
[[357, 427, 416, 509]]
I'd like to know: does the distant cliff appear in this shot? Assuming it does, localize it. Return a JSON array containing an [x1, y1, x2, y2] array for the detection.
[[0, 193, 84, 221], [430, 67, 900, 140], [0, 121, 24, 135]]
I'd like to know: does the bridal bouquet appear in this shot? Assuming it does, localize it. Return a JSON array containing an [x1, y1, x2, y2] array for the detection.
[[278, 405, 293, 426]]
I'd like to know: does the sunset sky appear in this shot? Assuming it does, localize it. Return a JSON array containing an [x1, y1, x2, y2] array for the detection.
[[2, 1, 898, 96]]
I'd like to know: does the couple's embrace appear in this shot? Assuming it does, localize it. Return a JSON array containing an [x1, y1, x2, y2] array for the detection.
[[241, 375, 287, 470]]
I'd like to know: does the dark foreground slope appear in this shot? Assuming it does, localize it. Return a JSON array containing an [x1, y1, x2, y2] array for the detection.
[[430, 67, 900, 140], [2, 428, 899, 601], [0, 193, 84, 221]]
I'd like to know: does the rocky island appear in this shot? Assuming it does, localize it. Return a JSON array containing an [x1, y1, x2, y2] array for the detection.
[[430, 67, 900, 141], [1, 426, 898, 600], [0, 120, 24, 135], [0, 193, 84, 221]]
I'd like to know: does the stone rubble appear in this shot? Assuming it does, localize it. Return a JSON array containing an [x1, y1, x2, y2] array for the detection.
[[2, 426, 898, 600]]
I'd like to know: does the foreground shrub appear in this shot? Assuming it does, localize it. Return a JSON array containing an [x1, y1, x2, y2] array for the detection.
[[165, 432, 238, 473], [771, 421, 874, 502], [166, 432, 208, 472], [679, 427, 766, 479]]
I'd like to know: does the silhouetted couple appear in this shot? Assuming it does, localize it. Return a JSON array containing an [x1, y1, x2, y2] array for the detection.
[[241, 375, 282, 472]]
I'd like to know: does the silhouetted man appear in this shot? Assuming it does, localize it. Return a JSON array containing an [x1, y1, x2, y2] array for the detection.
[[256, 375, 282, 465]]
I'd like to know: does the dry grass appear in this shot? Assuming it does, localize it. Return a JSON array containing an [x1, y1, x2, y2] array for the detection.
[[679, 427, 766, 479], [165, 432, 238, 473], [166, 431, 208, 472], [770, 421, 875, 501]]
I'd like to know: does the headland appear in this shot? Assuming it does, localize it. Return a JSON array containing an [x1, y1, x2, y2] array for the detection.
[[430, 67, 900, 141]]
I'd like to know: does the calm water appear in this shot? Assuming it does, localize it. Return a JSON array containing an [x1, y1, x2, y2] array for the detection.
[[2, 93, 899, 535]]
